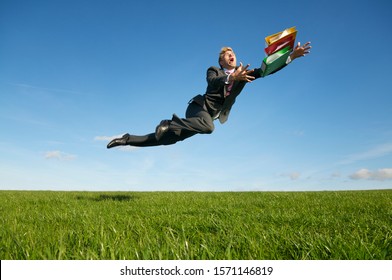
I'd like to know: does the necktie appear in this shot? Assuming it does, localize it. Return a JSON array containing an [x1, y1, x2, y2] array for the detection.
[[225, 71, 233, 97]]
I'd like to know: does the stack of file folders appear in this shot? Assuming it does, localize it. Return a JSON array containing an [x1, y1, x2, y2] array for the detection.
[[261, 26, 297, 77]]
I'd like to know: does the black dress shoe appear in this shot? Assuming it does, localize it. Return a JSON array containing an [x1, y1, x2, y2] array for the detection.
[[107, 133, 130, 149], [155, 120, 170, 141]]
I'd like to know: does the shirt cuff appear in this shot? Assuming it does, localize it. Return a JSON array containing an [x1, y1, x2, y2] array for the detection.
[[286, 56, 292, 64]]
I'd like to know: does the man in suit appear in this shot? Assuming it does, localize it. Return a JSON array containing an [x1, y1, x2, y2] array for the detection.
[[107, 42, 311, 148]]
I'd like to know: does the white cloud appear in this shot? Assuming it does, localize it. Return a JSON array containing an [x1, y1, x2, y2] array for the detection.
[[94, 135, 122, 141], [331, 172, 341, 178], [280, 172, 301, 180], [349, 168, 392, 181], [292, 130, 305, 137], [340, 143, 392, 165], [44, 151, 76, 161], [118, 146, 139, 152], [290, 172, 301, 180]]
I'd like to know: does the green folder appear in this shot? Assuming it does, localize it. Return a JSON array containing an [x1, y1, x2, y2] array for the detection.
[[261, 46, 291, 77]]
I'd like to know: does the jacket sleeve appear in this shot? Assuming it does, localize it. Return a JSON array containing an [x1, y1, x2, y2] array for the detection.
[[251, 67, 262, 79], [206, 67, 227, 92], [259, 62, 289, 77]]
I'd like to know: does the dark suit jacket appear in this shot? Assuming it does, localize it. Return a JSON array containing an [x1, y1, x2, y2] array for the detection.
[[205, 66, 262, 124], [192, 64, 286, 124]]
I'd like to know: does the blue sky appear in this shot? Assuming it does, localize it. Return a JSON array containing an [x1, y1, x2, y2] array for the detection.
[[1, 0, 392, 191]]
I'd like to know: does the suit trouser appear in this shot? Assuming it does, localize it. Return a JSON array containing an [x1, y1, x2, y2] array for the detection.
[[125, 101, 215, 147]]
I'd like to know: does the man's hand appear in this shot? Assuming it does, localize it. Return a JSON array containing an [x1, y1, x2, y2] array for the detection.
[[230, 62, 255, 83], [290, 41, 311, 61]]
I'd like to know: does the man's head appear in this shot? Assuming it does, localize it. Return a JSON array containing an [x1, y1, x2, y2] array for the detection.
[[219, 47, 236, 70]]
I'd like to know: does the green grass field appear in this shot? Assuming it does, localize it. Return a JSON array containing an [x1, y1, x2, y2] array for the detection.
[[0, 190, 391, 260]]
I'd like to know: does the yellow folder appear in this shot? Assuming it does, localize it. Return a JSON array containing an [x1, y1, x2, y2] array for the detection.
[[265, 26, 297, 46]]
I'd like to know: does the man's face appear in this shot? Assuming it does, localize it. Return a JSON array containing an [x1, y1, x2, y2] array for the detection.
[[220, 50, 236, 70]]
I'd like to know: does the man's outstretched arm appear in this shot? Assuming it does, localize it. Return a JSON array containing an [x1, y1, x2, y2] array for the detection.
[[261, 41, 312, 77]]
